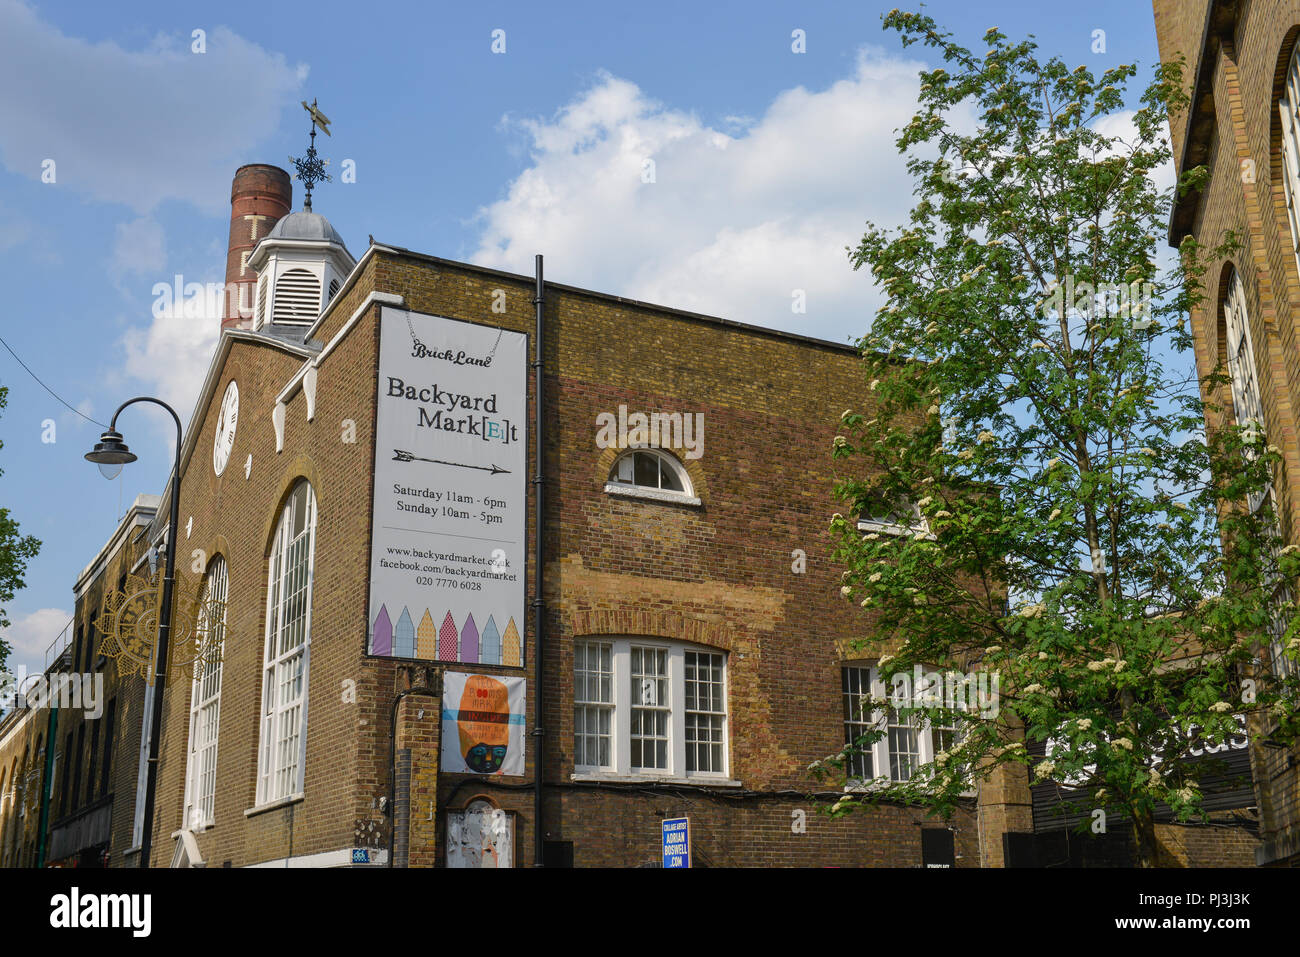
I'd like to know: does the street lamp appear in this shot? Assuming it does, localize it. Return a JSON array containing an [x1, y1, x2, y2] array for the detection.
[[85, 429, 136, 480], [85, 397, 182, 868]]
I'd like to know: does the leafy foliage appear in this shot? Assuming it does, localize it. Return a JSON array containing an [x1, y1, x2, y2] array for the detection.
[[815, 11, 1300, 866], [0, 383, 41, 669]]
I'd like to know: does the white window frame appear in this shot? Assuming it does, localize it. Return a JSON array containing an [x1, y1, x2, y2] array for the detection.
[[841, 663, 968, 791], [573, 641, 614, 771], [256, 481, 317, 807], [605, 449, 700, 506], [184, 557, 227, 831], [572, 638, 731, 782], [1224, 272, 1295, 679], [1279, 43, 1300, 281], [857, 499, 932, 539]]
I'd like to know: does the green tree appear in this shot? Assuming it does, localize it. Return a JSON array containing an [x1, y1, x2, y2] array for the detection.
[[0, 383, 41, 672], [817, 10, 1300, 868]]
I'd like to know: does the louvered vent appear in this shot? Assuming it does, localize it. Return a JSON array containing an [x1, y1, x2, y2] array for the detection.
[[271, 268, 321, 324], [255, 274, 268, 327], [328, 278, 340, 302]]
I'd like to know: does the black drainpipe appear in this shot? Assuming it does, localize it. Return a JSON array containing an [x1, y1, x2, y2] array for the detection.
[[532, 254, 546, 867]]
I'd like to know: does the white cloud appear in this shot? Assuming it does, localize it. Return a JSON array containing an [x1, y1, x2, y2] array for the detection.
[[110, 217, 166, 279], [0, 0, 306, 214], [1092, 110, 1176, 197], [117, 290, 221, 433], [470, 51, 944, 344], [1, 606, 70, 667]]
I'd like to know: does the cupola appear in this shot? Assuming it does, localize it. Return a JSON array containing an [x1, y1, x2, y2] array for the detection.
[[247, 210, 355, 330]]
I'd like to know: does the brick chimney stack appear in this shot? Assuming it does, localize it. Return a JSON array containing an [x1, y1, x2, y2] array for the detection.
[[223, 164, 292, 330]]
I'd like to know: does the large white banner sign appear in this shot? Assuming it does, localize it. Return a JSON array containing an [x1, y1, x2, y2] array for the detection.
[[368, 307, 527, 667]]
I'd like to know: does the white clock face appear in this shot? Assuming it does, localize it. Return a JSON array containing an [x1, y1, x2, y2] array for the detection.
[[213, 380, 239, 476]]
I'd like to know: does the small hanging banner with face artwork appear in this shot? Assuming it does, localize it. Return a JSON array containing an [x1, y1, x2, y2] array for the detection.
[[441, 671, 527, 776]]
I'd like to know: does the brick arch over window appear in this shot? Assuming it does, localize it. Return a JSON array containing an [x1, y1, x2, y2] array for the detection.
[[592, 445, 708, 501], [190, 540, 231, 600], [570, 608, 734, 652], [260, 454, 324, 554]]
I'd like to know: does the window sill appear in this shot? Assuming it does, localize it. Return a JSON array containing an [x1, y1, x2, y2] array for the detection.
[[604, 483, 701, 507], [843, 780, 977, 799], [244, 792, 305, 818], [572, 771, 741, 788]]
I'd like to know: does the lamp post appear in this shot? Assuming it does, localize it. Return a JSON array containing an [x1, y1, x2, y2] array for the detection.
[[85, 397, 182, 868]]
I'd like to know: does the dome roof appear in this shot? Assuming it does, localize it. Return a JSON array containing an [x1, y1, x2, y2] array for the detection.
[[265, 211, 347, 246]]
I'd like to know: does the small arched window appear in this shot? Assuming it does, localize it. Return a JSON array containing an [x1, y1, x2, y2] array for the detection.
[[1224, 272, 1266, 456], [605, 450, 698, 504]]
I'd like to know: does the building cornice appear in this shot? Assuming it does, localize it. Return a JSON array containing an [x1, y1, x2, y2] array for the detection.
[[1169, 0, 1242, 246]]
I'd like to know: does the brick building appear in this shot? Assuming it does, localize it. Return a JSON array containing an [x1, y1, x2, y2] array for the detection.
[[123, 164, 1046, 868], [1154, 0, 1300, 866], [0, 494, 157, 867]]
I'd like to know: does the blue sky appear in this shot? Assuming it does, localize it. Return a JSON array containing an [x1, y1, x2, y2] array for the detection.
[[0, 0, 1162, 676]]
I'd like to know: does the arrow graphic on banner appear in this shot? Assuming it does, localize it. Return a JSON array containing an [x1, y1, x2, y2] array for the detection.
[[392, 449, 511, 475]]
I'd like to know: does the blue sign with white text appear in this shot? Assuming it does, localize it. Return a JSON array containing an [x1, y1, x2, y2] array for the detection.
[[662, 817, 690, 868]]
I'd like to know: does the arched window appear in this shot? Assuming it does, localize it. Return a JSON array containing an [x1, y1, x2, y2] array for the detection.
[[185, 557, 227, 830], [605, 450, 697, 504], [1280, 43, 1300, 276], [1224, 273, 1266, 474], [1223, 271, 1294, 678], [257, 481, 317, 805]]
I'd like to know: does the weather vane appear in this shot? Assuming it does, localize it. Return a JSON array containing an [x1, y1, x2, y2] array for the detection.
[[290, 98, 332, 212]]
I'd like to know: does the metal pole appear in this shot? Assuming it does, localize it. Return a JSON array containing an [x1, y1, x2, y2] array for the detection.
[[107, 397, 182, 868], [532, 254, 545, 867]]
